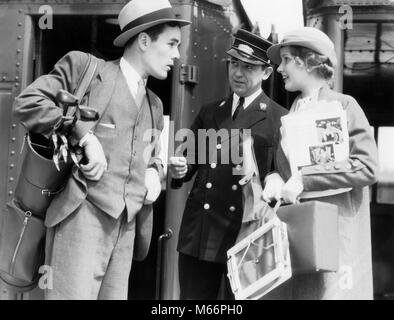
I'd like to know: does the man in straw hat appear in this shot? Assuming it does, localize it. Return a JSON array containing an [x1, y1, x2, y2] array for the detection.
[[14, 0, 190, 299], [168, 29, 287, 299]]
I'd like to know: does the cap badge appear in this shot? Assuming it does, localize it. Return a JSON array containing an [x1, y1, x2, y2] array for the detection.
[[238, 44, 254, 56]]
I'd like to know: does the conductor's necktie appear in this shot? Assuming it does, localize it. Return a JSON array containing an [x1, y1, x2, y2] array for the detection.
[[232, 96, 245, 120]]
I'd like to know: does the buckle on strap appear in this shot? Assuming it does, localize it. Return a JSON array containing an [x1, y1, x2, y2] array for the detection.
[[41, 185, 65, 197], [41, 189, 53, 197]]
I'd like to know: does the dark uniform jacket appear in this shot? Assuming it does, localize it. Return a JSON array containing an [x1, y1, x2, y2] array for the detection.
[[176, 91, 288, 263]]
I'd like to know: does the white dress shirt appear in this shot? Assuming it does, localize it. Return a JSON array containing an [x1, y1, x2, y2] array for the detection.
[[119, 57, 147, 99], [231, 88, 262, 117]]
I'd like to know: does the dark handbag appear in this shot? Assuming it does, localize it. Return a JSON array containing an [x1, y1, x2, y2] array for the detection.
[[0, 53, 97, 292], [14, 132, 73, 218], [0, 199, 46, 291], [276, 201, 339, 274]]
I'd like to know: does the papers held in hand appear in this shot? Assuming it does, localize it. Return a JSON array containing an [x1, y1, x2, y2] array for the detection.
[[281, 100, 349, 175]]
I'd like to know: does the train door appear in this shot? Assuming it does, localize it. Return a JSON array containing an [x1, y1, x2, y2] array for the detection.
[[160, 0, 251, 299], [0, 4, 179, 300], [39, 13, 181, 300]]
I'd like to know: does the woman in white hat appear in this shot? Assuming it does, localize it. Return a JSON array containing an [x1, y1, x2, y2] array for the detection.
[[263, 27, 378, 299]]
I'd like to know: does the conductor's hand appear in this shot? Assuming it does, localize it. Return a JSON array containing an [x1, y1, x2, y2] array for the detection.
[[281, 171, 304, 204], [168, 156, 188, 179], [80, 133, 107, 181], [262, 173, 285, 203]]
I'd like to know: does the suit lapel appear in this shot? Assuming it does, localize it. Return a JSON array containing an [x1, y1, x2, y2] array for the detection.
[[213, 91, 270, 131], [89, 59, 121, 119], [233, 91, 268, 130], [276, 139, 292, 181], [212, 92, 271, 145], [213, 96, 233, 129], [146, 89, 161, 130]]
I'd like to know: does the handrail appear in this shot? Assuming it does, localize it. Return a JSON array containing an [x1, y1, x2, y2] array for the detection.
[[155, 228, 173, 300]]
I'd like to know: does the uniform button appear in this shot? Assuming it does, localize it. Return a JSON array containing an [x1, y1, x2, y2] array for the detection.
[[216, 144, 222, 150], [235, 165, 242, 171], [345, 163, 352, 170], [204, 203, 210, 210], [211, 163, 217, 169], [351, 159, 360, 167], [334, 163, 342, 170], [232, 185, 238, 191], [229, 206, 236, 212], [324, 164, 331, 171], [206, 182, 212, 189]]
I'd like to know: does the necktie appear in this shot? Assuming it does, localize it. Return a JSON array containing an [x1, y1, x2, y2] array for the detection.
[[232, 96, 245, 120], [135, 79, 146, 108]]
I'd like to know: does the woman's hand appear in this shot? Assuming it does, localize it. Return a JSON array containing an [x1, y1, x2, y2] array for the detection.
[[262, 173, 285, 203], [281, 171, 304, 204]]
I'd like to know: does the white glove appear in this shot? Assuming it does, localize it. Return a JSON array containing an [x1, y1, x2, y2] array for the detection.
[[262, 173, 285, 203], [281, 171, 304, 204], [80, 133, 107, 181], [144, 168, 162, 204], [168, 156, 188, 179]]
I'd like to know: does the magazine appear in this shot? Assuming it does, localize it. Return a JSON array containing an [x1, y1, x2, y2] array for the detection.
[[281, 100, 349, 175]]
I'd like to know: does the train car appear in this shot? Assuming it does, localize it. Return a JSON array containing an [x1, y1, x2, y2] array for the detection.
[[1, 0, 394, 300]]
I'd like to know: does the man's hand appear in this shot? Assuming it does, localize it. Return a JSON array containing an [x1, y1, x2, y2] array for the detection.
[[281, 171, 304, 204], [262, 173, 285, 203], [144, 168, 162, 204], [168, 156, 188, 179], [80, 133, 107, 181]]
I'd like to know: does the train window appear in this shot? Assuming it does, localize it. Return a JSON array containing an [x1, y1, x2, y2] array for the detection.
[[376, 127, 394, 204], [32, 15, 122, 76], [343, 22, 394, 127]]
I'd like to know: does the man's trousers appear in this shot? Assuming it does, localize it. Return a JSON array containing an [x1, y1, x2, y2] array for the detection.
[[44, 200, 136, 300]]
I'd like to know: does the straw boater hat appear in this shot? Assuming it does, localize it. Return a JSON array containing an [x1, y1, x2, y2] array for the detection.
[[113, 0, 191, 47], [267, 27, 338, 67], [226, 29, 273, 66]]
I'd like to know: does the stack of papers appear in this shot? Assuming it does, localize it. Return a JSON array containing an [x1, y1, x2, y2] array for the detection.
[[281, 101, 349, 175]]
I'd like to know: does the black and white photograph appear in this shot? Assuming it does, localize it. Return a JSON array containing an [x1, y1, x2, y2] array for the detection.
[[309, 144, 335, 165], [0, 0, 392, 308], [316, 117, 344, 144]]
